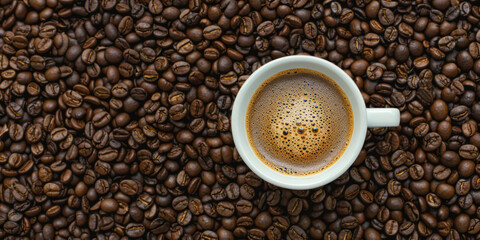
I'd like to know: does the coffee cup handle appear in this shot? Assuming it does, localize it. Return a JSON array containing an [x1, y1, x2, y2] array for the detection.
[[366, 108, 400, 128]]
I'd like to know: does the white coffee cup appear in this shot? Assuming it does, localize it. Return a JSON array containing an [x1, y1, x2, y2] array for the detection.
[[232, 55, 400, 190]]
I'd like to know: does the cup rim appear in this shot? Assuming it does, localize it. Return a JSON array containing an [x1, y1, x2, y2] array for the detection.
[[232, 55, 367, 189]]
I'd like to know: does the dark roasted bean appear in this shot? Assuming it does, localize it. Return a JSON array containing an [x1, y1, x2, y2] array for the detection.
[[1, 1, 479, 239]]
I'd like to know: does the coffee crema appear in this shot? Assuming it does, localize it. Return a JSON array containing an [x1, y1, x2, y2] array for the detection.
[[246, 68, 354, 176]]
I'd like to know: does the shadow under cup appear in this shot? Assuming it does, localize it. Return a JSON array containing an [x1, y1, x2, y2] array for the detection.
[[232, 56, 368, 190]]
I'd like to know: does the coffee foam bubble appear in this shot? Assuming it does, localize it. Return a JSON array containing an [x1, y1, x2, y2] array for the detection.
[[246, 69, 353, 176]]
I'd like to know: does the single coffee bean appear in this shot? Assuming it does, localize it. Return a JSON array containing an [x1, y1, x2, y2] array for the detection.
[[119, 180, 139, 196], [125, 223, 146, 238], [203, 25, 222, 40], [288, 225, 307, 240], [458, 144, 478, 159]]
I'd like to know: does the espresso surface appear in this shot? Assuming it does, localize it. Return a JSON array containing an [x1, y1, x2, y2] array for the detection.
[[247, 68, 354, 175]]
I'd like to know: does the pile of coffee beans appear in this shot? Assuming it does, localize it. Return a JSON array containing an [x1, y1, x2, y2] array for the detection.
[[1, 0, 480, 239]]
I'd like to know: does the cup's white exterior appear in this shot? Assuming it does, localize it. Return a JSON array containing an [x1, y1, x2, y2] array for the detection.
[[232, 55, 400, 190]]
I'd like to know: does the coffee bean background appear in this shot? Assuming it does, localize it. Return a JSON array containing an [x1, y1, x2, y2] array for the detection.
[[0, 0, 480, 239]]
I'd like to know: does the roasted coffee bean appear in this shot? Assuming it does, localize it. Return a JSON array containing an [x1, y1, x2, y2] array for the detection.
[[433, 165, 451, 180], [349, 37, 364, 55], [385, 220, 399, 236], [125, 223, 145, 238], [439, 36, 456, 52], [62, 90, 83, 107], [119, 180, 139, 196], [12, 183, 28, 202], [217, 201, 235, 217], [203, 25, 222, 40], [258, 21, 275, 37], [422, 132, 442, 151], [2, 1, 480, 239], [378, 8, 395, 26], [172, 61, 190, 75], [287, 197, 303, 216], [288, 225, 307, 240], [459, 144, 478, 159], [450, 105, 470, 122], [169, 104, 187, 121], [236, 199, 253, 214]]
